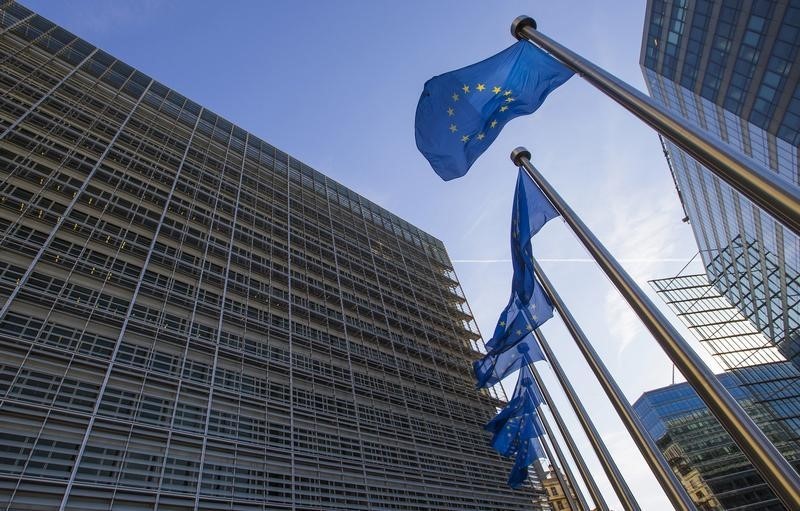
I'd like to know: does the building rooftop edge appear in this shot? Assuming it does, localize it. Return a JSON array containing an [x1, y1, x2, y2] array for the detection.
[[11, 1, 450, 255]]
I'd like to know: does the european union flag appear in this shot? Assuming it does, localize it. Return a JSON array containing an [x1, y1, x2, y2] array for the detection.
[[508, 435, 546, 488], [484, 365, 545, 456], [473, 332, 545, 389], [415, 41, 573, 181], [486, 296, 551, 354], [510, 168, 558, 306], [484, 365, 547, 488], [484, 298, 536, 354], [483, 169, 557, 360]]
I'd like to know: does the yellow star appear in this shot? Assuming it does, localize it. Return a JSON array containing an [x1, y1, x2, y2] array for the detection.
[[452, 93, 459, 101], [476, 83, 486, 92], [447, 107, 454, 116], [504, 90, 512, 96], [492, 86, 502, 94], [499, 321, 506, 327], [490, 120, 498, 128], [449, 124, 457, 133], [516, 330, 522, 335], [531, 303, 537, 310], [500, 106, 509, 112], [505, 97, 515, 103], [462, 84, 470, 93], [526, 324, 533, 331], [461, 134, 470, 143], [477, 133, 485, 140]]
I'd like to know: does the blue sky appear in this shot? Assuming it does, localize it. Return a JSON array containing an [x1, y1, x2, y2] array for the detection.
[[22, 1, 718, 508]]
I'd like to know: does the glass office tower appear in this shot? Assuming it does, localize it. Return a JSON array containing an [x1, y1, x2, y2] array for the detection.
[[641, 0, 800, 361], [651, 272, 800, 440], [634, 368, 800, 510], [643, 1, 800, 507], [0, 3, 540, 510]]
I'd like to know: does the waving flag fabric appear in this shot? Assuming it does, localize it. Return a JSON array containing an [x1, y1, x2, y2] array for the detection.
[[472, 170, 563, 487], [484, 365, 547, 488], [415, 41, 573, 181], [474, 170, 557, 388], [474, 331, 545, 389]]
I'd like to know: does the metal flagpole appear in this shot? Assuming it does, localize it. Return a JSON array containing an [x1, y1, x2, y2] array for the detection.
[[534, 258, 694, 510], [528, 358, 610, 511], [532, 327, 639, 511], [512, 147, 800, 510], [537, 402, 588, 511], [510, 16, 800, 238]]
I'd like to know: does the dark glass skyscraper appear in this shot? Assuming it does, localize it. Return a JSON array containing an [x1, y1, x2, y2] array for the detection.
[[0, 3, 540, 510], [642, 0, 800, 479], [634, 367, 800, 510], [643, 1, 800, 507], [642, 0, 800, 366], [651, 273, 800, 440]]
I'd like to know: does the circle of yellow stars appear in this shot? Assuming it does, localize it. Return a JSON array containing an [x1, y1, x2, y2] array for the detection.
[[447, 82, 515, 143]]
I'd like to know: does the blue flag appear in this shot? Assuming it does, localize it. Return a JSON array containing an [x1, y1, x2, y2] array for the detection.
[[415, 41, 573, 181], [484, 365, 547, 488], [508, 435, 546, 488], [492, 169, 558, 340], [510, 169, 558, 306], [486, 296, 552, 354], [484, 298, 537, 354], [473, 332, 545, 388], [484, 365, 545, 456], [478, 169, 557, 384]]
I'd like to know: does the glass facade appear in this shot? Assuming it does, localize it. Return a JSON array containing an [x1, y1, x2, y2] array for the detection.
[[650, 273, 800, 442], [642, 1, 800, 507], [643, 0, 800, 141], [642, 0, 800, 283], [634, 369, 800, 510], [0, 3, 541, 510]]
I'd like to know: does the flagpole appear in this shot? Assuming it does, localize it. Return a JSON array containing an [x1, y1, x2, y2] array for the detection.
[[510, 16, 800, 238], [532, 325, 640, 511], [528, 358, 610, 511], [533, 259, 694, 510], [512, 147, 800, 510], [537, 400, 588, 511]]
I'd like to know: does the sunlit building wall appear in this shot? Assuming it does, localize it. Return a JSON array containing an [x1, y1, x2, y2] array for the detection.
[[0, 3, 540, 510]]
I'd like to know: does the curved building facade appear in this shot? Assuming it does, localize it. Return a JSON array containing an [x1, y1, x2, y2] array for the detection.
[[0, 3, 539, 510]]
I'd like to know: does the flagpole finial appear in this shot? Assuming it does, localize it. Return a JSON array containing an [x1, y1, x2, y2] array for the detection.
[[511, 16, 537, 40], [510, 147, 531, 166]]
